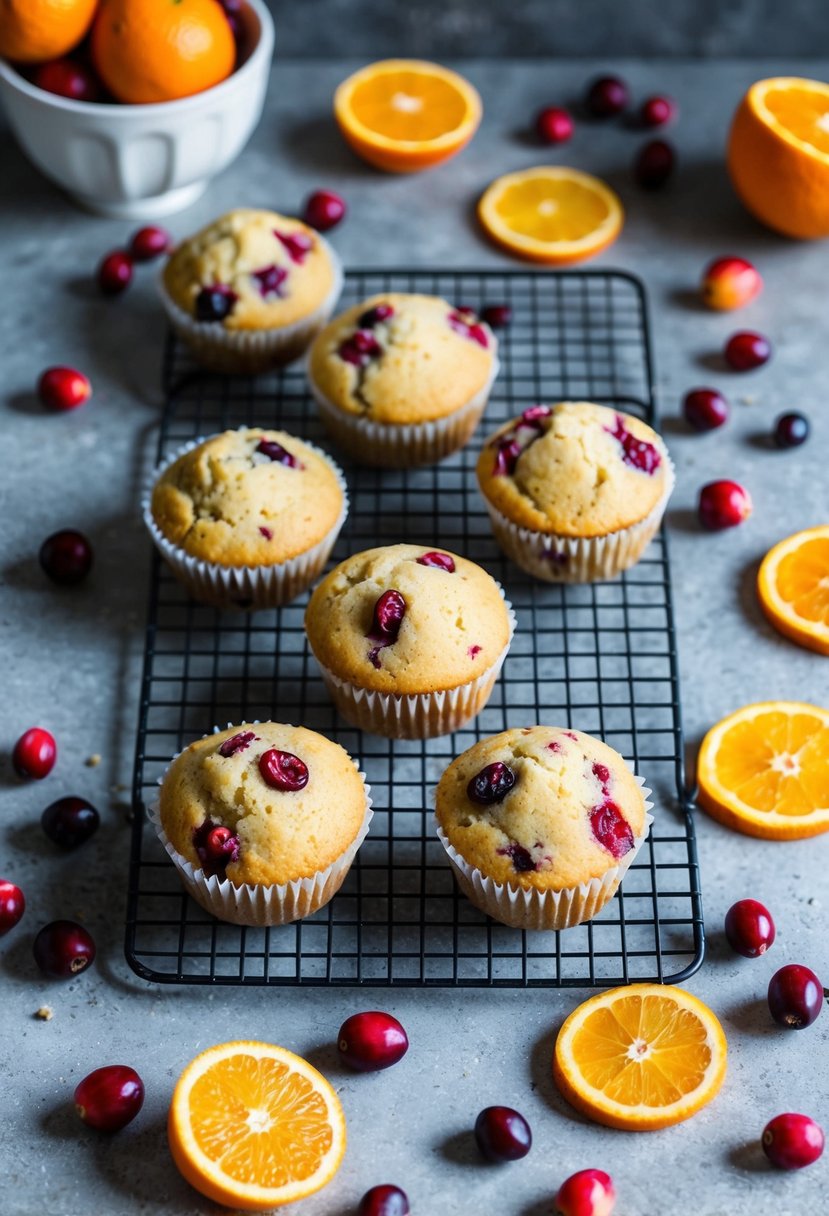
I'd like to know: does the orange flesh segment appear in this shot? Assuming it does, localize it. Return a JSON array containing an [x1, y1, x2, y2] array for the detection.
[[350, 71, 468, 140], [714, 712, 829, 818], [764, 85, 829, 154], [777, 538, 829, 624], [493, 178, 612, 241]]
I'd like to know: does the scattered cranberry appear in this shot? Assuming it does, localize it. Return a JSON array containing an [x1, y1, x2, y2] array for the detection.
[[474, 1106, 532, 1162], [193, 819, 240, 870], [768, 964, 824, 1029], [724, 899, 775, 958], [259, 749, 309, 792], [34, 58, 99, 103], [303, 189, 346, 232], [37, 366, 91, 413], [218, 730, 257, 757], [683, 388, 728, 432], [701, 256, 762, 311], [274, 229, 314, 263], [482, 304, 512, 329], [774, 412, 810, 449], [338, 1011, 409, 1072], [468, 762, 516, 805], [416, 551, 455, 572], [74, 1065, 145, 1133], [605, 413, 661, 472], [640, 95, 676, 127], [256, 437, 299, 467], [634, 139, 675, 189], [724, 330, 771, 371], [697, 480, 752, 530], [39, 529, 94, 585], [97, 250, 133, 296], [33, 920, 95, 978], [585, 75, 628, 117], [129, 226, 173, 262], [12, 727, 57, 780], [762, 1113, 824, 1170], [195, 285, 237, 322], [555, 1169, 616, 1216], [536, 105, 574, 143], [42, 797, 99, 850], [358, 1185, 410, 1216], [0, 880, 25, 935], [359, 303, 395, 328], [371, 590, 406, 640]]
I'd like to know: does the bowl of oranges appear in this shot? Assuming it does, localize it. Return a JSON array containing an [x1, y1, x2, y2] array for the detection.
[[0, 0, 274, 217]]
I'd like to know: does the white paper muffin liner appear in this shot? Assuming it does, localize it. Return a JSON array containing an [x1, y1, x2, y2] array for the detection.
[[149, 726, 373, 927], [142, 431, 349, 610], [157, 240, 343, 374], [308, 355, 500, 468], [484, 450, 675, 584], [436, 774, 654, 931], [308, 588, 516, 739]]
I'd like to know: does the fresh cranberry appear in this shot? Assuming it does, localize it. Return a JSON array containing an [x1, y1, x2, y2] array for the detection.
[[340, 330, 383, 366], [536, 105, 574, 143], [697, 480, 752, 530], [724, 330, 771, 371], [33, 920, 95, 978], [195, 285, 238, 322], [193, 819, 240, 870], [359, 303, 395, 328], [774, 412, 809, 449], [555, 1168, 616, 1216], [605, 413, 661, 473], [585, 75, 628, 117], [498, 842, 536, 872], [416, 551, 455, 572], [74, 1066, 145, 1133], [482, 304, 512, 328], [39, 529, 94, 585], [467, 762, 516, 805], [218, 730, 257, 758], [259, 749, 309, 792], [701, 256, 762, 311], [492, 436, 522, 477], [303, 189, 346, 232], [635, 139, 675, 189], [252, 264, 288, 298], [129, 226, 173, 262], [97, 250, 132, 296], [640, 95, 676, 127], [256, 437, 299, 467], [12, 727, 57, 780], [34, 58, 99, 103], [474, 1106, 532, 1162], [371, 590, 406, 639], [42, 797, 99, 850], [0, 880, 25, 935], [683, 388, 728, 432], [37, 366, 92, 413], [358, 1185, 410, 1216], [591, 801, 634, 858], [768, 964, 824, 1029], [593, 762, 611, 788], [762, 1113, 824, 1170], [274, 229, 313, 263], [724, 899, 775, 958], [338, 1011, 409, 1072]]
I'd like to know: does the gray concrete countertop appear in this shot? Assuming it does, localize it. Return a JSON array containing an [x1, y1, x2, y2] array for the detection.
[[2, 59, 827, 1216]]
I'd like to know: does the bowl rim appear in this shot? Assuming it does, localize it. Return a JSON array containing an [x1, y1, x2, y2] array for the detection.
[[0, 0, 274, 117]]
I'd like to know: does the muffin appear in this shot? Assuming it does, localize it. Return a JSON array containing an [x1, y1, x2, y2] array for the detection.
[[144, 427, 347, 610], [307, 293, 499, 466], [477, 403, 674, 582], [153, 723, 372, 926], [435, 726, 653, 931], [305, 544, 515, 738], [160, 209, 342, 373]]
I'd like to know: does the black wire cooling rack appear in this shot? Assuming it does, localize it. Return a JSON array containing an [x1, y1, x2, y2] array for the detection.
[[125, 268, 704, 988]]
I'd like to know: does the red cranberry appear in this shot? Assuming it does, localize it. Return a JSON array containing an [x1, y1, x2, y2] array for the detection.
[[701, 256, 762, 311], [340, 330, 383, 366], [585, 75, 628, 117], [0, 880, 25, 935], [683, 388, 728, 432], [97, 250, 133, 296], [256, 437, 299, 467], [591, 801, 634, 858], [697, 480, 752, 530], [39, 529, 94, 585], [474, 1106, 532, 1162], [482, 304, 512, 328], [33, 920, 96, 978], [634, 139, 675, 189], [193, 819, 240, 870], [371, 590, 406, 639], [252, 264, 288, 298], [536, 105, 574, 143], [218, 730, 257, 757], [492, 436, 522, 476], [338, 1011, 409, 1072], [195, 285, 238, 322], [498, 842, 536, 873], [42, 797, 99, 850], [74, 1065, 145, 1133], [129, 226, 173, 262], [605, 413, 661, 473], [774, 412, 809, 448], [274, 229, 313, 263], [762, 1113, 824, 1170], [359, 303, 395, 328], [303, 189, 346, 232], [768, 964, 824, 1029], [416, 551, 455, 572], [640, 95, 676, 127], [448, 310, 489, 348], [468, 762, 516, 805], [259, 749, 309, 792], [358, 1185, 410, 1216], [724, 330, 771, 371], [38, 366, 91, 412], [724, 899, 775, 958], [259, 526, 273, 540], [555, 1168, 616, 1216], [12, 727, 57, 780], [34, 58, 99, 103]]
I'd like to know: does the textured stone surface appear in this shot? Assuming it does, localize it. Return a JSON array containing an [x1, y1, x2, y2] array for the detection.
[[1, 60, 828, 1215]]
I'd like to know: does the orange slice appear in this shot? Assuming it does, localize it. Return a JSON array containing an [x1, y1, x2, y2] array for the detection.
[[334, 59, 482, 173], [697, 701, 829, 840], [168, 1041, 346, 1211], [478, 167, 624, 265], [757, 526, 829, 655], [553, 984, 727, 1131]]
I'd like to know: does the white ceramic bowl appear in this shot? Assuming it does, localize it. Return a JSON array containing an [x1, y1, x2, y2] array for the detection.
[[0, 0, 274, 218]]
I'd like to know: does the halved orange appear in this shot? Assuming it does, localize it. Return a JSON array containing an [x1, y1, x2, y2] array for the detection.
[[553, 984, 727, 1131], [757, 526, 829, 655], [168, 1041, 346, 1210], [334, 59, 482, 173], [478, 167, 624, 265], [697, 701, 829, 840]]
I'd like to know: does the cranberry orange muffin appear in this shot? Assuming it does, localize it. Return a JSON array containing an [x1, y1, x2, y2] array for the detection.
[[307, 293, 499, 466], [304, 544, 515, 738], [160, 209, 343, 373], [477, 403, 674, 582], [435, 726, 652, 930], [144, 427, 347, 610], [154, 723, 372, 926]]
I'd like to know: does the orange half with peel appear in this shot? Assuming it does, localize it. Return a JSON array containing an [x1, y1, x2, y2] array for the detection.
[[757, 525, 829, 655]]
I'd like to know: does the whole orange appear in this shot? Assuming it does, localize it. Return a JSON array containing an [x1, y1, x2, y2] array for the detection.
[[90, 0, 235, 105], [0, 0, 99, 64]]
